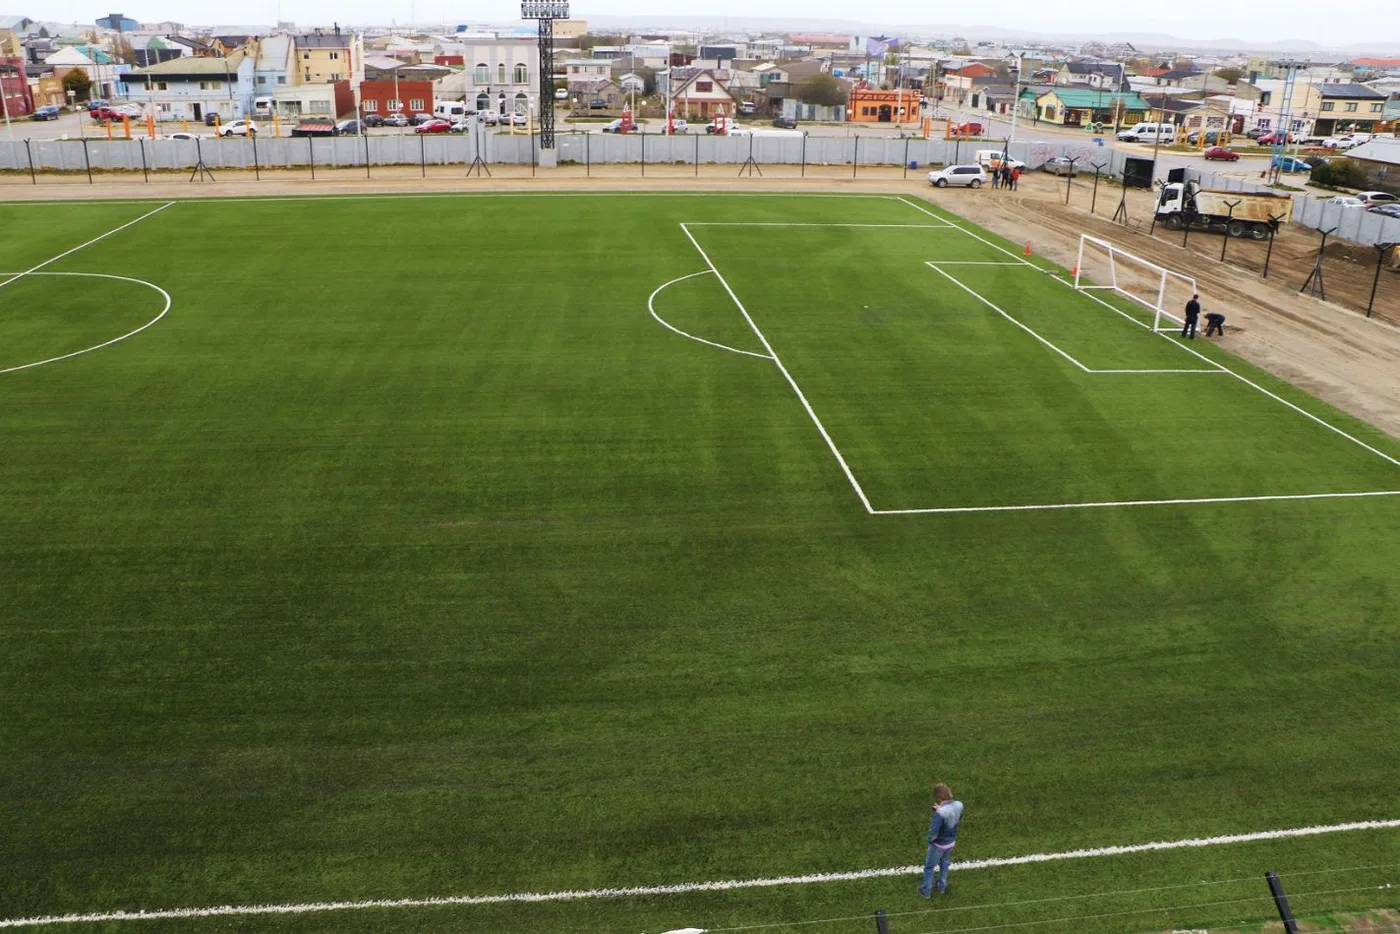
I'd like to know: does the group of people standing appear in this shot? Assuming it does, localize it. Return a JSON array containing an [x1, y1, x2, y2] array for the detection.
[[990, 163, 1021, 190]]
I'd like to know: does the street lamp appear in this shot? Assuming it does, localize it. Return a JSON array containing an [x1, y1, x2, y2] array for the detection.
[[1006, 50, 1023, 141]]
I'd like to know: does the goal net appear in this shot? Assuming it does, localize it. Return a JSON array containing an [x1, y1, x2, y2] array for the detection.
[[1073, 234, 1199, 332]]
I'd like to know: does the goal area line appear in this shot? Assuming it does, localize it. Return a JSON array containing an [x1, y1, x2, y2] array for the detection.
[[4, 819, 1395, 928]]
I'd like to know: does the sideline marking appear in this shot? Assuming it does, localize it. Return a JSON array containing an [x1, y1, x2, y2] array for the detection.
[[873, 488, 1400, 516], [647, 270, 774, 360], [680, 222, 875, 514], [683, 222, 955, 229], [3, 820, 1396, 928], [0, 202, 174, 292], [898, 195, 1400, 470], [0, 272, 172, 375]]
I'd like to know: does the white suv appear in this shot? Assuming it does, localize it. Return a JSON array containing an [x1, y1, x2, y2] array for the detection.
[[218, 119, 257, 137], [928, 164, 988, 188]]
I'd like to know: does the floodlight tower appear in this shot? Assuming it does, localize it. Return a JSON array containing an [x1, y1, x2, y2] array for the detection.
[[522, 0, 569, 152], [1268, 59, 1307, 185]]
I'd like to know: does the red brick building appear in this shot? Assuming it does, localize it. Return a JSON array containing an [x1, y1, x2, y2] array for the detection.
[[358, 78, 436, 117], [434, 55, 464, 68], [1, 56, 34, 117]]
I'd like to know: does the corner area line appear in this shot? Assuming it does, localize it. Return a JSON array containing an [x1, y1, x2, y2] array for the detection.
[[0, 202, 175, 292], [647, 270, 775, 360], [3, 820, 1395, 928], [872, 489, 1400, 515], [679, 223, 876, 514]]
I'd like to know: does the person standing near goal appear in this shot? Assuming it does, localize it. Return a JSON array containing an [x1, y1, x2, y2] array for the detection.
[[919, 783, 965, 898], [1182, 294, 1201, 339]]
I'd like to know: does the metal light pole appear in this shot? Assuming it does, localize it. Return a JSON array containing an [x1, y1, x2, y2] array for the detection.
[[1, 62, 13, 141], [1007, 51, 1022, 142]]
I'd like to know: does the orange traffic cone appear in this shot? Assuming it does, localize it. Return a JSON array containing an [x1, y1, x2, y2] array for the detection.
[[1024, 241, 1033, 257], [1071, 263, 1079, 277]]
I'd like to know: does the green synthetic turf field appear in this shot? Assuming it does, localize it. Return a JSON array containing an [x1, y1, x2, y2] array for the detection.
[[1, 193, 1398, 934]]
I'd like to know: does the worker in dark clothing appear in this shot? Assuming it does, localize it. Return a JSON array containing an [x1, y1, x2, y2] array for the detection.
[[1204, 311, 1225, 337], [1182, 294, 1201, 339]]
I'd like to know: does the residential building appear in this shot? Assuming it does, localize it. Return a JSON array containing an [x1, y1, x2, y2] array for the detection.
[[0, 27, 21, 56], [121, 50, 254, 123], [252, 34, 295, 97], [433, 36, 535, 116], [553, 19, 587, 39], [849, 87, 919, 123], [1343, 137, 1399, 188], [44, 44, 118, 99], [1352, 58, 1400, 78], [1, 54, 33, 115], [1056, 61, 1127, 91], [567, 77, 622, 113], [294, 29, 363, 86], [1033, 87, 1148, 128], [359, 77, 434, 117], [563, 58, 610, 80], [1313, 83, 1388, 135], [670, 68, 735, 119]]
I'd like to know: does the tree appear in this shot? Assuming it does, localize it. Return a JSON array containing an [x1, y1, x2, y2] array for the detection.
[[62, 67, 92, 101], [1214, 67, 1244, 84], [795, 74, 847, 108]]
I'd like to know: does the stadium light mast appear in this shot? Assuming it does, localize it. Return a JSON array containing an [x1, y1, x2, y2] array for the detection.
[[521, 0, 568, 152]]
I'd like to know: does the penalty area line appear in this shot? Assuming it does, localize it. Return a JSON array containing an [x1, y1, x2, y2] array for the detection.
[[2, 820, 1396, 928]]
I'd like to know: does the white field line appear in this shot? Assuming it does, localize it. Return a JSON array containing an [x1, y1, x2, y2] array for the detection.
[[927, 261, 1027, 265], [3, 820, 1397, 928], [17, 193, 906, 208], [0, 273, 172, 375], [901, 195, 1400, 470], [0, 202, 174, 292], [647, 270, 775, 360], [680, 222, 875, 514], [872, 488, 1400, 515], [682, 222, 955, 228]]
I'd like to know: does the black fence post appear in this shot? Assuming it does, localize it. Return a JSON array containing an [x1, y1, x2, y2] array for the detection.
[[1220, 200, 1240, 263], [251, 134, 260, 181], [1263, 226, 1278, 279], [1368, 244, 1392, 318], [531, 129, 537, 177], [25, 138, 36, 184], [852, 134, 859, 178], [1064, 158, 1077, 204], [801, 132, 807, 178], [586, 130, 591, 177], [1090, 162, 1107, 214], [1265, 872, 1299, 934], [903, 137, 910, 179], [81, 138, 92, 184], [874, 909, 890, 934], [363, 128, 371, 179], [308, 136, 315, 179], [640, 129, 645, 177], [420, 133, 426, 178], [139, 137, 149, 182]]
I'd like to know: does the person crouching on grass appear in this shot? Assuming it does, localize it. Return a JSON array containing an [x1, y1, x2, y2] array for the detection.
[[919, 782, 965, 898], [1204, 311, 1225, 337]]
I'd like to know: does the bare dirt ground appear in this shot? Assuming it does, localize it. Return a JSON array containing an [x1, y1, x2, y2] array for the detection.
[[3, 166, 1397, 438]]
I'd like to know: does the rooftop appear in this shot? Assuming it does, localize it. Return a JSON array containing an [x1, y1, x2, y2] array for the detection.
[[1317, 83, 1387, 99]]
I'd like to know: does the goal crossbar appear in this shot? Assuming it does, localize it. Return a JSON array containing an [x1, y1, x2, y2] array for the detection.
[[1074, 234, 1198, 332]]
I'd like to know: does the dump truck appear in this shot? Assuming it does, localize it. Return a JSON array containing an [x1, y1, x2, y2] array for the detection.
[[1154, 180, 1294, 239]]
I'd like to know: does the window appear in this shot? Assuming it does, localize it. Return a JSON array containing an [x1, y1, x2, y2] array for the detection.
[[477, 92, 489, 109], [329, 73, 341, 81], [1045, 106, 1055, 119], [1345, 102, 1358, 112], [498, 63, 506, 83], [696, 81, 713, 92], [157, 81, 167, 90], [257, 76, 266, 85], [1372, 103, 1383, 112], [388, 99, 400, 110], [409, 98, 424, 110], [303, 52, 310, 60], [362, 99, 377, 111], [199, 81, 208, 89], [277, 76, 286, 84], [158, 103, 171, 112], [212, 81, 221, 90], [514, 63, 528, 83], [475, 63, 489, 83], [310, 101, 330, 113], [1321, 101, 1334, 111], [330, 51, 339, 60], [305, 71, 311, 81]]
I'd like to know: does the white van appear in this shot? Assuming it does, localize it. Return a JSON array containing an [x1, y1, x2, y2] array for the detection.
[[1116, 122, 1176, 143], [974, 149, 1026, 170], [433, 101, 466, 120]]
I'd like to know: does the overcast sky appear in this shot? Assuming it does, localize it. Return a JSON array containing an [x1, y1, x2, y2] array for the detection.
[[24, 0, 1399, 48]]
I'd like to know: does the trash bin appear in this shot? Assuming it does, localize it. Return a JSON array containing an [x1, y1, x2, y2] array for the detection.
[[909, 160, 919, 169]]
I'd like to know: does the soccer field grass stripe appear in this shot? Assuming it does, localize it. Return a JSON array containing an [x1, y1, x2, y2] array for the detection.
[[0, 272, 172, 375], [871, 489, 1400, 515], [3, 820, 1395, 928], [0, 202, 174, 292], [680, 223, 876, 514], [647, 271, 776, 360]]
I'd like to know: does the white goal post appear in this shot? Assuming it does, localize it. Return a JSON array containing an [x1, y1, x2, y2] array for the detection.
[[1073, 234, 1200, 332]]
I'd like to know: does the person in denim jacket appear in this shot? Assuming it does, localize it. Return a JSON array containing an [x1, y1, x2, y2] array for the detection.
[[919, 782, 964, 897]]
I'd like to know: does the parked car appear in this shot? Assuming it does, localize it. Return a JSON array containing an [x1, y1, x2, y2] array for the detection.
[[31, 104, 62, 121], [1256, 131, 1300, 145], [601, 118, 637, 133], [414, 118, 452, 134], [450, 119, 471, 133], [554, 87, 568, 100], [1270, 154, 1310, 172], [1324, 195, 1367, 209], [1356, 191, 1398, 206], [928, 164, 988, 188], [1203, 146, 1239, 161], [1041, 156, 1077, 176], [1321, 133, 1371, 150], [335, 119, 365, 135], [588, 99, 608, 110], [481, 111, 500, 125], [772, 115, 798, 129], [1186, 130, 1229, 145], [951, 121, 984, 136], [361, 113, 385, 127], [1369, 203, 1400, 218], [383, 113, 409, 127], [204, 111, 223, 126], [511, 112, 528, 126], [165, 132, 200, 141], [738, 100, 757, 115], [218, 119, 257, 137], [408, 112, 435, 126], [667, 118, 689, 133], [1245, 127, 1264, 139]]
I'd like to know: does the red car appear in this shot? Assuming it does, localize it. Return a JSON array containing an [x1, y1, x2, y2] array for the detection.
[[414, 119, 452, 134], [952, 121, 984, 136], [1203, 146, 1239, 161], [1256, 132, 1296, 145]]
